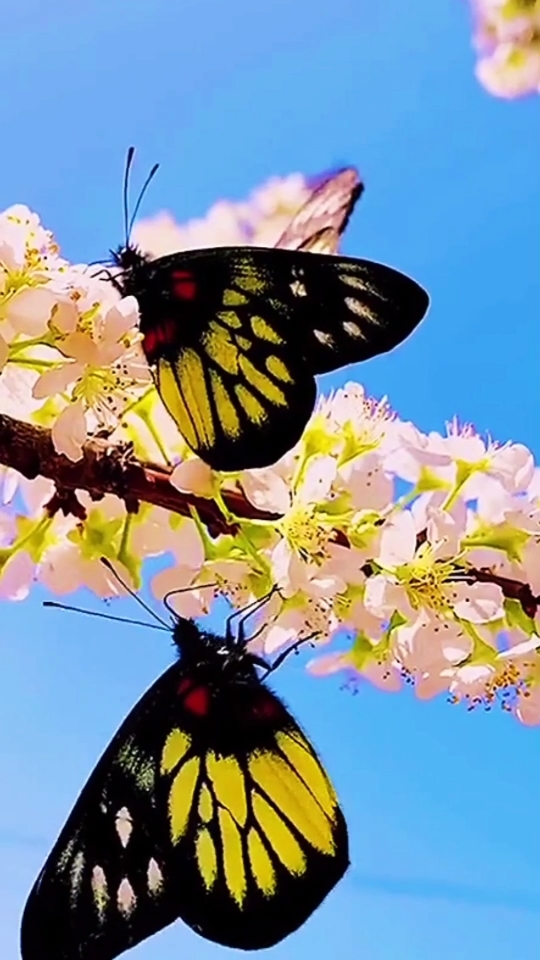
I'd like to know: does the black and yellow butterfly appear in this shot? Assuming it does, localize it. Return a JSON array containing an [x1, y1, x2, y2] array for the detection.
[[108, 150, 429, 471], [21, 609, 349, 958]]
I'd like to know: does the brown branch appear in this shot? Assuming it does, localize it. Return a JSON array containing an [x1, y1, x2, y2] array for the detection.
[[0, 413, 280, 537], [0, 413, 538, 617]]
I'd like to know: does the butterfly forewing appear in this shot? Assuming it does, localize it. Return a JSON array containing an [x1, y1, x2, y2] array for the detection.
[[129, 246, 427, 469], [275, 168, 363, 254], [21, 627, 348, 958], [21, 663, 182, 960]]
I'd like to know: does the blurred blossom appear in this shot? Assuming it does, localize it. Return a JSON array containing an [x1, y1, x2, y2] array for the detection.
[[0, 183, 538, 727], [132, 172, 310, 257], [469, 0, 540, 98]]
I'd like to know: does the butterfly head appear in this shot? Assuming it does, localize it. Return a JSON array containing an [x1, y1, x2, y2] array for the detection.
[[106, 148, 160, 297], [108, 242, 152, 298], [170, 615, 263, 681]]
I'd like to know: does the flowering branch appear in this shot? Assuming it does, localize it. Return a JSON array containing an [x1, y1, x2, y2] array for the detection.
[[0, 183, 539, 725], [0, 412, 279, 536]]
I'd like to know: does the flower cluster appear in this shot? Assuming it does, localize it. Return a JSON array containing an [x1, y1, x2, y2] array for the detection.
[[470, 0, 540, 98], [0, 179, 538, 726]]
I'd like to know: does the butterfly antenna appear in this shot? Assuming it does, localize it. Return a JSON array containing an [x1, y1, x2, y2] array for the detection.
[[127, 160, 160, 242], [100, 557, 168, 627], [123, 146, 136, 249], [43, 601, 168, 632], [162, 582, 219, 619], [230, 588, 278, 645], [263, 633, 319, 676]]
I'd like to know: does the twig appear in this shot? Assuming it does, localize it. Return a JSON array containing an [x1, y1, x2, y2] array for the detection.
[[0, 413, 280, 536]]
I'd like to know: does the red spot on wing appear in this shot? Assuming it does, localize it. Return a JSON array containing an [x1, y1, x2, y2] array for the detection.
[[184, 685, 211, 716], [177, 678, 193, 695], [251, 693, 282, 721], [172, 270, 197, 301], [143, 319, 177, 361]]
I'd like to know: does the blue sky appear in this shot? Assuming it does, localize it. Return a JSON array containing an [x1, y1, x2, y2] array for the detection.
[[1, 1, 539, 959]]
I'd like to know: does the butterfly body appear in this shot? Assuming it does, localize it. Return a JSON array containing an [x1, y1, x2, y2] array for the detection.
[[21, 618, 349, 958]]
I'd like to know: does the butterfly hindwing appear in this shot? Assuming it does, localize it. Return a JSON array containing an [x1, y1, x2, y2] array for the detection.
[[21, 628, 348, 958], [130, 246, 428, 469]]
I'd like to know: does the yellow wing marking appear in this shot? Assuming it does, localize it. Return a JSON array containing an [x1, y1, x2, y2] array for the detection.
[[161, 729, 192, 774], [248, 750, 335, 855], [275, 731, 338, 818], [156, 361, 198, 449], [252, 793, 306, 876], [175, 348, 216, 449], [217, 310, 243, 329], [235, 335, 252, 352], [218, 808, 247, 906], [57, 837, 77, 873], [247, 828, 276, 896], [169, 755, 200, 841], [250, 316, 283, 344], [69, 851, 85, 907], [198, 783, 214, 823], [116, 739, 155, 791], [206, 752, 247, 827], [265, 355, 294, 383], [239, 355, 286, 407], [209, 370, 241, 439], [223, 289, 248, 306], [91, 866, 109, 920], [196, 828, 218, 891], [234, 269, 268, 295], [234, 384, 267, 425], [202, 325, 239, 374]]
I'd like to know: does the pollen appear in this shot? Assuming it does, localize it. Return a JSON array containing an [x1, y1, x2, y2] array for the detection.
[[280, 504, 331, 562], [398, 547, 456, 615]]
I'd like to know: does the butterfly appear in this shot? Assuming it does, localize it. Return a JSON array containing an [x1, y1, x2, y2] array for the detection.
[[21, 602, 349, 958], [108, 149, 429, 472]]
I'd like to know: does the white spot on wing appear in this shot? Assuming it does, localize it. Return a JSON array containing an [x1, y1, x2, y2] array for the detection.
[[290, 280, 307, 297], [115, 807, 133, 848], [313, 329, 335, 347], [117, 878, 137, 916], [147, 858, 164, 896], [342, 319, 366, 339], [345, 297, 379, 323], [339, 273, 367, 290], [340, 271, 386, 300]]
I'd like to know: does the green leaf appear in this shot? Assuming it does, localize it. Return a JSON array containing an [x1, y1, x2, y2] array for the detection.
[[505, 598, 537, 637]]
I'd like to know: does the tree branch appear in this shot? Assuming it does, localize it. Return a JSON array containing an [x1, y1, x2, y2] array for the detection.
[[0, 413, 537, 618], [0, 413, 280, 536]]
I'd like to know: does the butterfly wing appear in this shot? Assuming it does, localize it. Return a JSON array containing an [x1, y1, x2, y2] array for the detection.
[[275, 168, 363, 254], [136, 246, 428, 469], [21, 659, 348, 958], [20, 662, 183, 960]]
